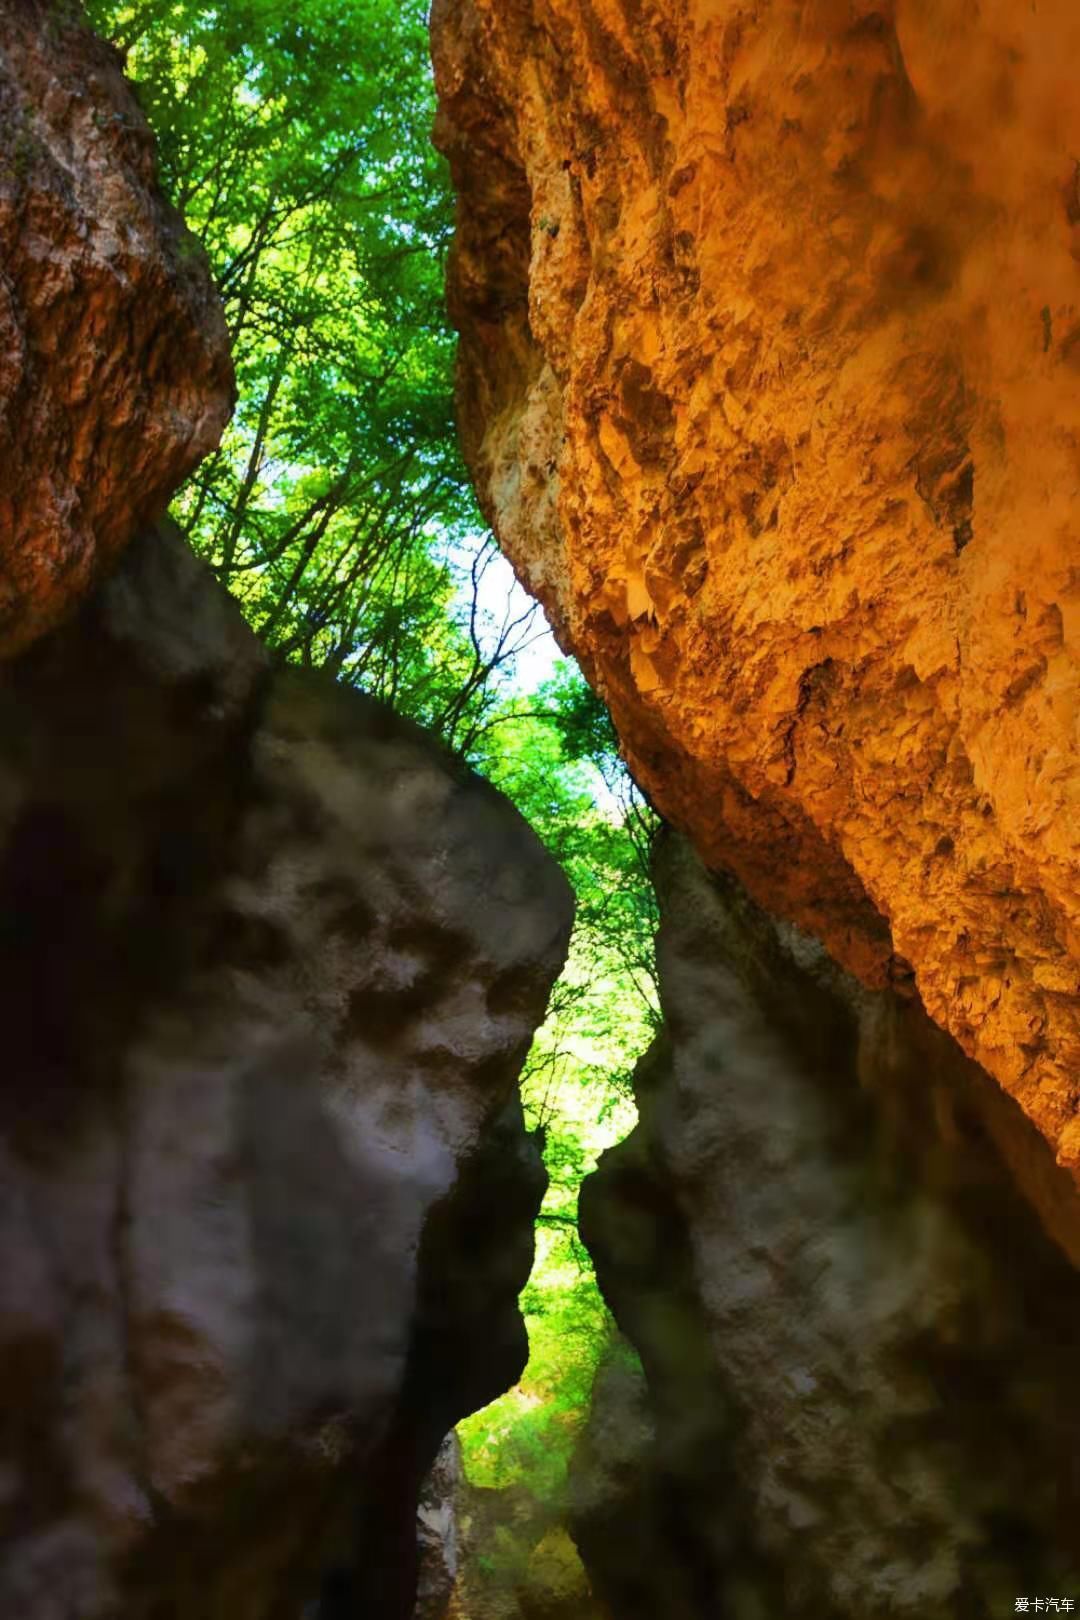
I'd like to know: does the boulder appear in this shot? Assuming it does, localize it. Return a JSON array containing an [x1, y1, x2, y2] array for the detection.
[[0, 0, 232, 656], [0, 522, 572, 1619]]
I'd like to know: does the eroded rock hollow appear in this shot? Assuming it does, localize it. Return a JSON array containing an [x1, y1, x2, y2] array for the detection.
[[432, 0, 1080, 1180]]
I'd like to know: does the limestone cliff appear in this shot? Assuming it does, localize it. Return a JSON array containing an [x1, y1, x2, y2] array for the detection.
[[0, 523, 572, 1618], [432, 0, 1080, 1179], [0, 0, 232, 657], [577, 831, 1080, 1616]]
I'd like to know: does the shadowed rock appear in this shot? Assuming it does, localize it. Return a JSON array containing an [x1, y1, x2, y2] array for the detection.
[[577, 831, 1080, 1617], [0, 523, 572, 1619]]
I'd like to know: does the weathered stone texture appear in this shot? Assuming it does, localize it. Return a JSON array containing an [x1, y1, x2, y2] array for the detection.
[[0, 0, 233, 657], [568, 1341, 702, 1620], [415, 1436, 463, 1620], [0, 524, 571, 1619], [578, 831, 1080, 1616], [442, 1485, 603, 1620], [432, 0, 1080, 1175]]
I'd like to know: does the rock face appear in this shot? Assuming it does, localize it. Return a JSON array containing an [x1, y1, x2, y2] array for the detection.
[[0, 523, 572, 1619], [437, 1479, 604, 1620], [0, 0, 233, 658], [415, 1436, 463, 1620], [567, 1340, 688, 1620], [577, 831, 1080, 1617], [432, 0, 1080, 1177]]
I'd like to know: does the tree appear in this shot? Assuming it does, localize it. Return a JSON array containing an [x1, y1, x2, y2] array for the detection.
[[87, 0, 515, 741]]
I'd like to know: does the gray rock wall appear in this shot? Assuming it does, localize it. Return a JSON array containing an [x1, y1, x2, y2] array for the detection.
[[578, 830, 1080, 1619], [0, 523, 572, 1620]]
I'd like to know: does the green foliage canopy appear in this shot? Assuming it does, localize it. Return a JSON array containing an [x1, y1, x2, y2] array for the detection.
[[88, 0, 538, 748]]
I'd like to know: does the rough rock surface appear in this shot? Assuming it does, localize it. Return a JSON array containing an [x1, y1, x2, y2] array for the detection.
[[0, 0, 232, 657], [415, 1436, 463, 1620], [0, 523, 571, 1620], [432, 0, 1080, 1175], [577, 831, 1080, 1617], [436, 1480, 604, 1620], [570, 1340, 703, 1620]]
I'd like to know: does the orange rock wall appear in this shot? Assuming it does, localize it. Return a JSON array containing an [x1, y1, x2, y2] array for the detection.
[[433, 0, 1080, 1177]]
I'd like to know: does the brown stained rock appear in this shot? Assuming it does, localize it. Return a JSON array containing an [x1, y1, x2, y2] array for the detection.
[[432, 0, 1080, 1179], [0, 1, 233, 657], [577, 831, 1080, 1616], [0, 523, 572, 1619]]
